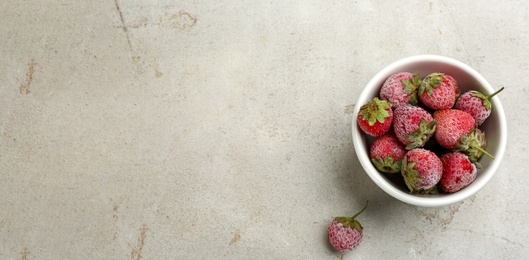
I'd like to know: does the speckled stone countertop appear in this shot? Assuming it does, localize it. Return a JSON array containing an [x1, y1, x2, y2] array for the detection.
[[1, 1, 528, 259]]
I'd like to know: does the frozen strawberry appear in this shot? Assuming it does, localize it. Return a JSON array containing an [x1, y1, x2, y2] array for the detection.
[[401, 148, 443, 193], [454, 87, 504, 125], [434, 109, 495, 163], [370, 132, 407, 173], [440, 152, 477, 193], [328, 201, 368, 252], [393, 105, 436, 150], [380, 72, 421, 107], [418, 73, 458, 110], [433, 109, 475, 150], [357, 98, 393, 137]]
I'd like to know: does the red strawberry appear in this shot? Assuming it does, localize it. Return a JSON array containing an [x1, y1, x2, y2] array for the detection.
[[401, 148, 443, 193], [434, 109, 495, 162], [357, 98, 393, 137], [328, 201, 368, 252], [433, 109, 475, 150], [393, 105, 436, 150], [418, 73, 458, 110], [454, 87, 504, 125], [440, 152, 477, 193], [370, 132, 407, 173], [380, 72, 421, 107]]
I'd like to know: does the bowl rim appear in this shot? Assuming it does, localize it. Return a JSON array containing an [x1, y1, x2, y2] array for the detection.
[[351, 54, 507, 207]]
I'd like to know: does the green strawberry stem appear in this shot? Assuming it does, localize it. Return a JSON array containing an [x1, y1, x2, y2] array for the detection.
[[351, 201, 369, 219], [401, 156, 421, 192], [416, 185, 439, 195], [371, 157, 401, 174], [402, 72, 422, 106], [405, 118, 436, 150], [473, 87, 505, 111], [335, 201, 369, 231], [486, 87, 505, 100], [419, 73, 443, 96], [471, 143, 495, 160], [359, 98, 391, 126]]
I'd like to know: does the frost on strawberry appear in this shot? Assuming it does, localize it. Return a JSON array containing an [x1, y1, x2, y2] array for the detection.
[[370, 133, 407, 173], [440, 152, 477, 193], [433, 109, 475, 150], [357, 98, 393, 137], [380, 72, 421, 107], [328, 201, 368, 253], [454, 87, 505, 125], [418, 73, 457, 110], [434, 109, 495, 165], [393, 105, 436, 150], [401, 148, 443, 193]]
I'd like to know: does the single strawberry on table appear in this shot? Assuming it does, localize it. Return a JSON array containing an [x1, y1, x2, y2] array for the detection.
[[357, 97, 393, 137], [379, 72, 421, 107], [370, 132, 407, 173], [418, 72, 458, 110], [454, 87, 505, 125], [440, 152, 477, 193], [328, 201, 368, 253], [392, 105, 436, 150], [401, 148, 443, 193]]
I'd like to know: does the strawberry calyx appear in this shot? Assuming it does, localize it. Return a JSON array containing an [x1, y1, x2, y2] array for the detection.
[[470, 87, 505, 111], [401, 156, 422, 193], [405, 118, 436, 150], [334, 201, 368, 232], [359, 98, 392, 126], [371, 157, 402, 174], [402, 72, 422, 105], [415, 185, 439, 195], [419, 72, 444, 96], [457, 129, 494, 168]]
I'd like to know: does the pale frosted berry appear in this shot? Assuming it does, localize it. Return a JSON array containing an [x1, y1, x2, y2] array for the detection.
[[328, 202, 368, 252], [401, 148, 443, 193], [393, 105, 436, 150], [380, 72, 421, 107], [454, 87, 504, 125]]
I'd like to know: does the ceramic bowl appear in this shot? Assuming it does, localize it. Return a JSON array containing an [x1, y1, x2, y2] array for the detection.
[[351, 54, 507, 207]]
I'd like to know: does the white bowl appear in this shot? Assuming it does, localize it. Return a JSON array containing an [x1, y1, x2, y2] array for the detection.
[[352, 55, 507, 207]]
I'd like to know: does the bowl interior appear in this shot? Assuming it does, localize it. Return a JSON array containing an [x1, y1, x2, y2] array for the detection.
[[352, 55, 507, 207]]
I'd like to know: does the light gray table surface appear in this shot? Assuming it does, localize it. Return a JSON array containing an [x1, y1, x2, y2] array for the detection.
[[1, 1, 528, 259]]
